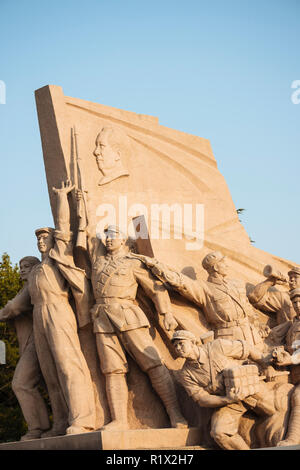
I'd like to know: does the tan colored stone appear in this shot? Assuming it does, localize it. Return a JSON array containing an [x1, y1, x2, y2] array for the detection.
[[32, 84, 300, 447], [272, 290, 300, 447], [35, 85, 297, 287], [2, 181, 98, 437], [141, 252, 265, 348], [171, 329, 292, 449], [0, 428, 202, 451], [0, 256, 50, 440]]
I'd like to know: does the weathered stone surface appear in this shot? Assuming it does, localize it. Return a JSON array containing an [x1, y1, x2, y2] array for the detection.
[[35, 85, 295, 286], [0, 428, 201, 450], [31, 85, 300, 448]]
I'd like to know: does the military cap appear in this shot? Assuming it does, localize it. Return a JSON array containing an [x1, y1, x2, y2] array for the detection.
[[288, 266, 300, 277], [35, 227, 55, 237], [104, 225, 126, 238], [202, 251, 225, 271], [290, 288, 300, 300], [171, 330, 197, 343]]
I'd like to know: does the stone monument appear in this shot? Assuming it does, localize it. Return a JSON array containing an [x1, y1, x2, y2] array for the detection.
[[0, 84, 300, 450]]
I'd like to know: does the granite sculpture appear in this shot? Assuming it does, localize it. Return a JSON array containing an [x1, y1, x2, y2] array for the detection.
[[1, 85, 300, 449]]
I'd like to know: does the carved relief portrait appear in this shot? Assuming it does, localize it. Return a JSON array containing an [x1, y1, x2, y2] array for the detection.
[[93, 126, 130, 186]]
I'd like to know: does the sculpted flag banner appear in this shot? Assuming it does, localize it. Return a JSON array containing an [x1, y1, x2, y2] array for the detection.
[[35, 85, 294, 283], [34, 85, 297, 440]]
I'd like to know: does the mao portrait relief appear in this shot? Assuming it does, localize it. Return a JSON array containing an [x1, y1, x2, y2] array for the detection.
[[93, 126, 130, 186]]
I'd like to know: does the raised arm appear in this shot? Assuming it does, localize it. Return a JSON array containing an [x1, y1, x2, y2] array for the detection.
[[52, 179, 75, 233], [134, 255, 207, 307], [248, 278, 277, 305]]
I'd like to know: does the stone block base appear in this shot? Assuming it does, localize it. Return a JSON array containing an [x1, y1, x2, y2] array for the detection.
[[0, 427, 202, 451]]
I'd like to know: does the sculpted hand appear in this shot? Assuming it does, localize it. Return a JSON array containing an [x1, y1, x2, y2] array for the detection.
[[53, 179, 75, 196], [272, 348, 293, 367], [151, 262, 165, 277], [163, 313, 178, 331], [258, 324, 271, 339], [76, 188, 83, 201], [267, 273, 287, 286], [227, 387, 248, 402]]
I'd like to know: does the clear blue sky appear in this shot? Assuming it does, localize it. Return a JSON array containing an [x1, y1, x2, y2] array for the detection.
[[0, 0, 299, 266]]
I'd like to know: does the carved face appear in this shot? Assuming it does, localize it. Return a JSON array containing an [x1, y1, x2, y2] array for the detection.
[[105, 233, 125, 254], [93, 133, 120, 174], [289, 273, 300, 290], [292, 296, 300, 317], [215, 257, 229, 277], [36, 232, 54, 254], [19, 260, 35, 281], [173, 339, 195, 359]]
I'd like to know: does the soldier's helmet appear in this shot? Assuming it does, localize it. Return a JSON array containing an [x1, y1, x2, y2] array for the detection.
[[202, 251, 225, 272], [288, 266, 300, 277], [171, 330, 197, 343]]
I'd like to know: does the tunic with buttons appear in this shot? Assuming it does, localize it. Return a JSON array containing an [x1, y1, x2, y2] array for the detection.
[[148, 265, 263, 346], [90, 252, 172, 334]]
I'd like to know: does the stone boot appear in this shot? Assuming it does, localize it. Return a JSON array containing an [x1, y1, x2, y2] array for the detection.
[[147, 365, 188, 428], [277, 403, 300, 447], [101, 373, 129, 431]]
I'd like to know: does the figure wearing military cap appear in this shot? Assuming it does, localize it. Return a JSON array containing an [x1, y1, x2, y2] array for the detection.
[[272, 288, 300, 447], [0, 255, 50, 441], [5, 180, 97, 438], [75, 195, 188, 431], [248, 265, 299, 326], [141, 251, 265, 348], [171, 330, 273, 450]]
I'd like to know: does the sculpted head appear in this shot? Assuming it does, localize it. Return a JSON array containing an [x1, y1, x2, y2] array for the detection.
[[19, 256, 40, 281], [93, 127, 130, 185], [35, 227, 55, 255], [104, 225, 126, 255], [290, 289, 300, 318], [171, 330, 199, 360], [288, 266, 300, 290], [202, 251, 228, 277]]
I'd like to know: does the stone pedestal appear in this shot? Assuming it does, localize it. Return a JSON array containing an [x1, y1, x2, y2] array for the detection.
[[0, 428, 202, 451]]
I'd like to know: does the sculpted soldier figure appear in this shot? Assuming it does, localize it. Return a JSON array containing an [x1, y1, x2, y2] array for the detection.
[[141, 251, 265, 348], [0, 256, 50, 441], [272, 288, 300, 446], [171, 330, 274, 450], [248, 265, 297, 325], [9, 180, 96, 437], [75, 199, 188, 430]]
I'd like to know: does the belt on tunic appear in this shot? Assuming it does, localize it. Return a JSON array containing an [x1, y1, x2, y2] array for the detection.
[[214, 317, 248, 329], [32, 297, 70, 308]]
